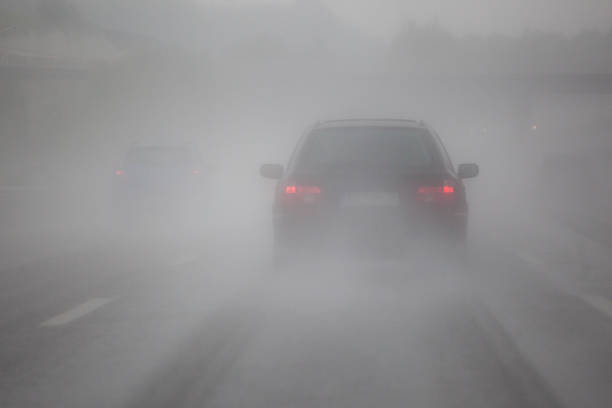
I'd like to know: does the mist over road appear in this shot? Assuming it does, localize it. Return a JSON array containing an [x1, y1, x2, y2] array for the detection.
[[1, 199, 612, 408], [2, 1, 612, 407]]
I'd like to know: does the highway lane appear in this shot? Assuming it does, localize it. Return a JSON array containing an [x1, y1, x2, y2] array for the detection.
[[131, 254, 564, 408], [0, 229, 262, 407], [1, 230, 612, 408]]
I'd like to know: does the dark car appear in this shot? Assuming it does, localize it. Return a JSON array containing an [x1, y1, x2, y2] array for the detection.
[[260, 119, 478, 261], [112, 144, 206, 226]]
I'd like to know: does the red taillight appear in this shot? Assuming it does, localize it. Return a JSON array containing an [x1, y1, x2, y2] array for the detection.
[[285, 185, 321, 195], [192, 169, 201, 175], [417, 186, 454, 195], [282, 184, 321, 205], [417, 181, 456, 203], [114, 170, 124, 176]]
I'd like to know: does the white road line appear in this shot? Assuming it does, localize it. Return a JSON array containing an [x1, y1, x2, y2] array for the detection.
[[41, 298, 113, 327], [581, 295, 612, 321]]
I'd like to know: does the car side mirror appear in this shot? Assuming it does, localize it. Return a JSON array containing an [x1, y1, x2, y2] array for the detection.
[[458, 163, 479, 179], [260, 163, 284, 179]]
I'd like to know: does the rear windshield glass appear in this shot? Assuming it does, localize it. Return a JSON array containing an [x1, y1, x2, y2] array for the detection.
[[297, 127, 434, 171], [126, 147, 194, 167]]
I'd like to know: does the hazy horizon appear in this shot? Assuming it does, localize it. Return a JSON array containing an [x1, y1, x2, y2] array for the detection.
[[197, 0, 612, 39]]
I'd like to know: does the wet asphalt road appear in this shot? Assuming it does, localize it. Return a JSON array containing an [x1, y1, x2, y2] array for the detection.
[[1, 230, 612, 408]]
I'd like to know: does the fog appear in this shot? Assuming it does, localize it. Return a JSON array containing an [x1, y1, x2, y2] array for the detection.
[[1, 1, 612, 407]]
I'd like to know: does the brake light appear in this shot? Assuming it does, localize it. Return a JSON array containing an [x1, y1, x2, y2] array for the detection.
[[417, 180, 456, 203], [282, 184, 321, 205], [192, 169, 201, 175], [285, 185, 321, 195], [114, 170, 124, 176]]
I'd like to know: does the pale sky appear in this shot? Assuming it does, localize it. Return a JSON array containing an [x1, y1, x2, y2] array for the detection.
[[199, 0, 612, 38]]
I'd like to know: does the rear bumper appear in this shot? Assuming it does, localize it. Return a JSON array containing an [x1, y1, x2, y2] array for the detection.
[[274, 209, 466, 253]]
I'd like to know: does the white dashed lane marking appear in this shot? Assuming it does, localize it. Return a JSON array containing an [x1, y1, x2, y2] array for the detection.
[[41, 298, 113, 327]]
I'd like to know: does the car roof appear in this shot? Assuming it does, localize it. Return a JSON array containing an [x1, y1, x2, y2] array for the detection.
[[313, 118, 428, 130]]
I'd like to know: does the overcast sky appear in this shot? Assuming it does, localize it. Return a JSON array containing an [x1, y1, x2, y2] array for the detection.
[[199, 0, 612, 38]]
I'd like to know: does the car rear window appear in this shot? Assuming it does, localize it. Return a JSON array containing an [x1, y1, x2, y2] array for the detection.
[[296, 127, 435, 172], [126, 147, 194, 167]]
